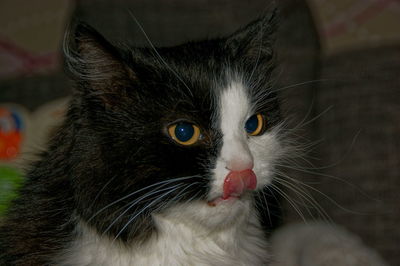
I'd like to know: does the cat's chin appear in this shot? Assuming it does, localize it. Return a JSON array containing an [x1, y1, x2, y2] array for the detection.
[[206, 195, 240, 207], [156, 195, 253, 230]]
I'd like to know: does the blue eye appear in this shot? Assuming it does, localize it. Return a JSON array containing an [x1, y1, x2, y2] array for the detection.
[[244, 114, 265, 136], [168, 122, 201, 145]]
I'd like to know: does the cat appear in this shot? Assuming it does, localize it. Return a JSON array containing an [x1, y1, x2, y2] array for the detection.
[[0, 9, 289, 266]]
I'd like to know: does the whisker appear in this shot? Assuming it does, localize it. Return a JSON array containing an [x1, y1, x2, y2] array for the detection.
[[275, 168, 372, 216], [290, 92, 317, 131], [184, 190, 202, 204], [274, 175, 332, 223], [90, 175, 117, 209], [88, 175, 200, 222], [265, 185, 284, 214], [273, 79, 333, 94], [139, 181, 203, 207], [299, 106, 333, 131], [151, 182, 201, 215], [125, 182, 202, 239], [286, 105, 333, 133], [260, 189, 273, 227], [286, 130, 362, 171], [112, 183, 191, 242], [128, 10, 194, 97], [269, 183, 307, 223], [275, 163, 376, 204], [102, 182, 185, 235], [247, 18, 266, 85]]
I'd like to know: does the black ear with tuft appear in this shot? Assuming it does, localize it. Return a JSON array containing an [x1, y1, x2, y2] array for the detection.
[[225, 8, 278, 63], [63, 21, 135, 104]]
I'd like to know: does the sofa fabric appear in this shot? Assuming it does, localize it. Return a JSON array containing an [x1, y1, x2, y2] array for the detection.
[[313, 46, 400, 266]]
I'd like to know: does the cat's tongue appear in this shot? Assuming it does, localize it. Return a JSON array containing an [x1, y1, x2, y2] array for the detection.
[[222, 169, 257, 200]]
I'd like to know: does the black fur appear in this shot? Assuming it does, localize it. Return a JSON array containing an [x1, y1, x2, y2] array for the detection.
[[0, 10, 281, 265]]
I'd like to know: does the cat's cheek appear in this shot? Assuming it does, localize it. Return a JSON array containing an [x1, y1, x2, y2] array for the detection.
[[208, 160, 230, 199], [249, 130, 284, 189], [253, 166, 274, 188]]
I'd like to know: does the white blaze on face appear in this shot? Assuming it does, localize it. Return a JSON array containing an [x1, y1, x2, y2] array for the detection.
[[219, 81, 254, 171], [210, 79, 282, 200]]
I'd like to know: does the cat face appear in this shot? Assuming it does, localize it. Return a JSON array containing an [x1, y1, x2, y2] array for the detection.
[[64, 11, 284, 242]]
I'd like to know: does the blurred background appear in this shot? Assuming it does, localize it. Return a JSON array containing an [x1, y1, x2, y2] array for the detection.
[[0, 0, 399, 265]]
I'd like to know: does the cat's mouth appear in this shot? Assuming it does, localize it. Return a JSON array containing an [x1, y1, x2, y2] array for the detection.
[[206, 195, 241, 207], [208, 169, 257, 207]]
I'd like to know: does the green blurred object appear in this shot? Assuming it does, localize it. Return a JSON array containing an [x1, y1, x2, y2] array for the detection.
[[0, 166, 23, 216]]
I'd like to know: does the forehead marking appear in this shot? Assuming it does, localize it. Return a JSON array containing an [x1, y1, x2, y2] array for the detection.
[[216, 80, 254, 172], [219, 81, 251, 138]]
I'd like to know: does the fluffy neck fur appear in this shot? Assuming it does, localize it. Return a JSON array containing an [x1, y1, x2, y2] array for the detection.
[[59, 202, 269, 266]]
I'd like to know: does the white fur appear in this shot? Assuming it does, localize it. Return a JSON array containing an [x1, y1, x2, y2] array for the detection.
[[211, 79, 282, 199], [58, 206, 269, 266], [58, 78, 284, 265]]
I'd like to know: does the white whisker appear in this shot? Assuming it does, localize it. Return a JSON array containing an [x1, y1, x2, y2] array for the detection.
[[269, 183, 308, 223], [103, 183, 185, 235], [274, 175, 332, 223], [88, 175, 201, 222], [273, 79, 333, 94], [128, 11, 194, 97], [112, 183, 188, 242]]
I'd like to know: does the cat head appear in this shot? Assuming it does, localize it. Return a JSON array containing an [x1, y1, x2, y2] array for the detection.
[[63, 9, 286, 242]]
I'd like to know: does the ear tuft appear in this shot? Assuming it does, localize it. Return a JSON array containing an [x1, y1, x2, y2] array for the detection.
[[63, 21, 135, 102], [226, 8, 278, 62], [63, 21, 133, 81]]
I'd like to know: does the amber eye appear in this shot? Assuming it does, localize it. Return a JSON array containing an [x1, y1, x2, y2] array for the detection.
[[244, 114, 265, 136], [168, 122, 201, 145]]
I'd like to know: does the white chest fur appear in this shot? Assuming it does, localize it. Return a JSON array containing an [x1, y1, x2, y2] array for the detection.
[[58, 204, 269, 266]]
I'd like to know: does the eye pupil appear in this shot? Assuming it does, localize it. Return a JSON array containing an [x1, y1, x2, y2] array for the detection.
[[245, 115, 259, 133], [168, 121, 201, 145], [175, 122, 194, 142]]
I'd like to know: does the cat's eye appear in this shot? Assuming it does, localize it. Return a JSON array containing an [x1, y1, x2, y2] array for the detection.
[[168, 122, 201, 146], [245, 114, 265, 136]]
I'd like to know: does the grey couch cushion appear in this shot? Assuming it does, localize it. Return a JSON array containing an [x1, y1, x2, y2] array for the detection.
[[312, 46, 400, 266]]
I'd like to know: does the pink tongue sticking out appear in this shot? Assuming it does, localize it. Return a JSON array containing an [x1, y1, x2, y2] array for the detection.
[[222, 169, 257, 199]]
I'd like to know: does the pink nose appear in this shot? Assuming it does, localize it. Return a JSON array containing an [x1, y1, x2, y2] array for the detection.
[[222, 169, 257, 199]]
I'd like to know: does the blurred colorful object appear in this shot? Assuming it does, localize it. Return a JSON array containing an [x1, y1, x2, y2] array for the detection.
[[0, 99, 68, 217], [0, 104, 32, 170], [0, 166, 23, 215], [0, 105, 29, 217], [0, 107, 24, 160]]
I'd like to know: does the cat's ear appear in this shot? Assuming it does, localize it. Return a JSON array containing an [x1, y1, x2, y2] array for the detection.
[[63, 21, 135, 103], [225, 8, 278, 62]]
